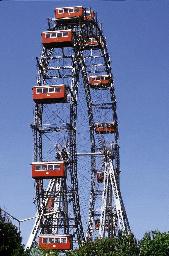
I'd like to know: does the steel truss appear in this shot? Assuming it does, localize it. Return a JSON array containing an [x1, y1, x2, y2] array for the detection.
[[27, 7, 130, 250]]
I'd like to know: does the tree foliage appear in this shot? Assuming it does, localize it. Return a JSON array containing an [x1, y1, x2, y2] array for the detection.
[[66, 231, 169, 256], [139, 231, 169, 256], [66, 233, 139, 256], [29, 247, 59, 256], [0, 210, 27, 256]]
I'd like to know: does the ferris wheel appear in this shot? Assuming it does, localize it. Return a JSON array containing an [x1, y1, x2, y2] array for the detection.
[[26, 6, 130, 251]]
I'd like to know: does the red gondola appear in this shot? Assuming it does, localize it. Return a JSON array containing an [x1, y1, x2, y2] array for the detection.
[[96, 172, 104, 183], [94, 122, 117, 134], [88, 75, 111, 88], [95, 219, 100, 230], [54, 6, 95, 21], [84, 38, 99, 49], [55, 6, 84, 20], [32, 161, 65, 179], [41, 30, 73, 48], [39, 234, 72, 250], [84, 9, 95, 21], [46, 197, 54, 212], [32, 85, 67, 103]]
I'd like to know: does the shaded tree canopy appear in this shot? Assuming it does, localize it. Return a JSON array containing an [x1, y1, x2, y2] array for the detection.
[[0, 209, 27, 256], [29, 248, 59, 256], [66, 233, 139, 256], [66, 231, 169, 256], [139, 231, 169, 256]]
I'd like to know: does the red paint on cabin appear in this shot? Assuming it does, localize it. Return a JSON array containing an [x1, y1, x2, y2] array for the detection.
[[32, 85, 66, 103], [46, 197, 54, 211], [55, 6, 84, 20], [39, 234, 72, 250], [96, 172, 104, 183], [84, 10, 95, 21], [94, 123, 116, 134], [95, 219, 100, 230], [88, 75, 111, 88], [41, 30, 73, 48], [32, 161, 65, 179], [54, 6, 95, 21], [85, 38, 98, 49]]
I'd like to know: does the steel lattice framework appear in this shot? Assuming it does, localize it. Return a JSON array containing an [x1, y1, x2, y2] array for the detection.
[[26, 6, 130, 251]]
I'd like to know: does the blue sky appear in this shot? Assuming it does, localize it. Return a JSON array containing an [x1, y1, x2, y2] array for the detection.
[[0, 0, 168, 245]]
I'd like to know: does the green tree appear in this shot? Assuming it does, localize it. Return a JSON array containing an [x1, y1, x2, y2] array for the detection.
[[27, 231, 169, 256], [0, 210, 26, 256], [66, 233, 139, 256], [139, 231, 169, 256], [29, 247, 59, 256]]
